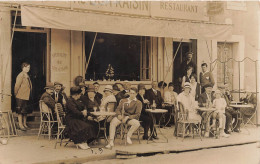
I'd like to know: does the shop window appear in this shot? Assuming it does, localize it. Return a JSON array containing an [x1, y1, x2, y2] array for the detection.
[[140, 36, 151, 81], [85, 32, 151, 81]]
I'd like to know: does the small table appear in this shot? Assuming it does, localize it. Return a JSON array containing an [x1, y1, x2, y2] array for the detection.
[[90, 112, 116, 142], [229, 104, 253, 132], [145, 109, 168, 143], [196, 107, 216, 136]]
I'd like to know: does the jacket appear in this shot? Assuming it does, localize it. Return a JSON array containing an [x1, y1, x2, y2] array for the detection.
[[115, 98, 142, 120], [145, 88, 164, 108], [14, 72, 32, 100], [40, 92, 56, 113]]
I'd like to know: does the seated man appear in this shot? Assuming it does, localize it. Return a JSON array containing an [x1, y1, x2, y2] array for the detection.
[[218, 84, 240, 133], [93, 82, 103, 106], [198, 84, 215, 137], [40, 83, 63, 119], [106, 87, 142, 149], [145, 81, 164, 109], [40, 83, 56, 114], [52, 82, 66, 115]]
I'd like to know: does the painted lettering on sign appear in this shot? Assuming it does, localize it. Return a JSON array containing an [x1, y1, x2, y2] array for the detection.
[[160, 2, 198, 13], [51, 53, 68, 73]]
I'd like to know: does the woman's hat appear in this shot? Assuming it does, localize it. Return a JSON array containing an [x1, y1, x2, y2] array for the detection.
[[214, 89, 222, 97], [79, 82, 87, 88], [168, 82, 174, 88], [54, 82, 63, 86], [70, 86, 82, 95], [158, 81, 167, 88], [103, 85, 113, 92], [138, 83, 146, 91], [183, 82, 191, 89], [112, 84, 120, 91], [204, 83, 213, 88], [44, 83, 54, 90], [87, 84, 95, 92]]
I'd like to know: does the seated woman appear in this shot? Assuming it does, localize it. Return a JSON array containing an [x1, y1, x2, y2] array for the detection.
[[106, 87, 142, 149], [177, 82, 201, 121], [100, 85, 117, 111], [189, 74, 201, 101], [136, 84, 154, 140], [64, 86, 97, 150], [164, 82, 178, 127]]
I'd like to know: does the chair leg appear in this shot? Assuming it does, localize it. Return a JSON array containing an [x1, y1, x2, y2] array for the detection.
[[48, 122, 51, 140], [138, 127, 141, 144], [38, 122, 43, 139]]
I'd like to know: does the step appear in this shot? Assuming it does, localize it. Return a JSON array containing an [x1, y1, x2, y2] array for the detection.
[[27, 121, 41, 129], [17, 128, 39, 136]]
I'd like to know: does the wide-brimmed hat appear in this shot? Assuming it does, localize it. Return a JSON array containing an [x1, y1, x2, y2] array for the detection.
[[183, 82, 191, 89], [137, 83, 146, 91], [204, 83, 213, 88], [87, 84, 95, 92], [158, 81, 167, 88], [214, 89, 222, 97], [79, 82, 87, 88], [103, 85, 113, 92], [44, 83, 54, 90], [54, 82, 63, 86], [70, 86, 82, 95]]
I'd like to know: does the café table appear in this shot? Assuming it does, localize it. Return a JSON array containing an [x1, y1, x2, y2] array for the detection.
[[90, 111, 116, 142], [196, 107, 216, 137], [145, 109, 168, 143], [229, 103, 253, 132]]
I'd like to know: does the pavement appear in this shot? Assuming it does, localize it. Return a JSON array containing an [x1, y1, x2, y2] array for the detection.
[[0, 126, 259, 164]]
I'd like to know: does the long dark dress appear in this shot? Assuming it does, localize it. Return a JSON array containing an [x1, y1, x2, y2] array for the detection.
[[64, 97, 97, 144]]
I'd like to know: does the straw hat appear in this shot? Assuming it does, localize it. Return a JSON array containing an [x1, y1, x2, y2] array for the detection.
[[70, 86, 82, 95], [103, 85, 113, 93], [183, 82, 191, 89], [214, 89, 222, 97], [54, 82, 63, 86], [87, 84, 95, 92]]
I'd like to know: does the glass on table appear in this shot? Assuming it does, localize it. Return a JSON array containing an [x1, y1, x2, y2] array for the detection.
[[93, 106, 97, 113]]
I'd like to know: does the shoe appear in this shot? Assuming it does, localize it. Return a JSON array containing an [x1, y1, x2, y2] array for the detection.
[[204, 132, 209, 137], [76, 143, 89, 150], [233, 129, 240, 133], [224, 129, 231, 134], [142, 135, 149, 140], [17, 125, 26, 131], [221, 133, 230, 138], [126, 137, 132, 144], [24, 125, 30, 130], [152, 135, 159, 140], [105, 141, 114, 149], [0, 139, 7, 145]]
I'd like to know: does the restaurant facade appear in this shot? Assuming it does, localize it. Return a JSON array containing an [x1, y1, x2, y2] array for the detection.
[[0, 1, 259, 124]]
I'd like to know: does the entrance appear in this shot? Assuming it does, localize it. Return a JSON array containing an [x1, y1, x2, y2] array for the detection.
[[11, 32, 47, 112], [172, 40, 197, 93]]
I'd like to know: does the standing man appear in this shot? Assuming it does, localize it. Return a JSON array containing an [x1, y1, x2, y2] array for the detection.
[[93, 82, 103, 105], [199, 62, 215, 93], [179, 52, 197, 82]]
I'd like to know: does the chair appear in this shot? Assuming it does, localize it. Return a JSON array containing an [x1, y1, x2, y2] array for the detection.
[[240, 105, 257, 127], [105, 102, 117, 112], [54, 104, 69, 149], [176, 102, 202, 141], [38, 100, 57, 140], [0, 112, 10, 140], [120, 121, 142, 145]]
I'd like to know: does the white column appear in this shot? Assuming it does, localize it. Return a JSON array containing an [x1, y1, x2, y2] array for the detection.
[[0, 7, 11, 112]]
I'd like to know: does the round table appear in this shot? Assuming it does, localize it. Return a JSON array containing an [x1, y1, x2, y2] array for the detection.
[[229, 104, 253, 132], [145, 109, 168, 143], [90, 112, 116, 142], [196, 107, 216, 137]]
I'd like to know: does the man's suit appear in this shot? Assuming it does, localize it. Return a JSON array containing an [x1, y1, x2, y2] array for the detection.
[[145, 88, 164, 109]]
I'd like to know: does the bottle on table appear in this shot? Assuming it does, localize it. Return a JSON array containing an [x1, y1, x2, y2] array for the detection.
[[152, 100, 156, 110]]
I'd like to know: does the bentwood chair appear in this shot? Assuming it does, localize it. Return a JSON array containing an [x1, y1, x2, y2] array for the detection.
[[54, 104, 68, 148], [38, 100, 57, 140], [176, 102, 202, 141]]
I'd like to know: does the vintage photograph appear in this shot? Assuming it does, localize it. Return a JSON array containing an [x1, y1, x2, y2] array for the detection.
[[0, 1, 259, 163]]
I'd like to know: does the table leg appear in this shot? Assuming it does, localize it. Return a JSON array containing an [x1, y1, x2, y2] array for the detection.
[[103, 117, 109, 143], [158, 113, 168, 143], [147, 112, 156, 144]]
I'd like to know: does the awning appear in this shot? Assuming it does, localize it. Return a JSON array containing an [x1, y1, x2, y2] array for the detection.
[[21, 5, 232, 40]]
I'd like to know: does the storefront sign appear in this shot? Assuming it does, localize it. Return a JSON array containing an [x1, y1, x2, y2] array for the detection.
[[51, 53, 69, 73], [20, 1, 208, 21]]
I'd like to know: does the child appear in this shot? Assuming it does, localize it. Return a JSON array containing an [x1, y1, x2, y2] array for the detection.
[[212, 90, 230, 138]]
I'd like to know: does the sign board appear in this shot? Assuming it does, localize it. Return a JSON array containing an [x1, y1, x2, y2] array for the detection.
[[20, 1, 209, 21]]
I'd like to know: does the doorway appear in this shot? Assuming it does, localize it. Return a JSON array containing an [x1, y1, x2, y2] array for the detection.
[[172, 40, 197, 93], [12, 32, 47, 112]]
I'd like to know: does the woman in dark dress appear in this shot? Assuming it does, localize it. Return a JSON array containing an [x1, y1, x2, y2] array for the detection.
[[65, 86, 97, 150], [136, 83, 154, 140]]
